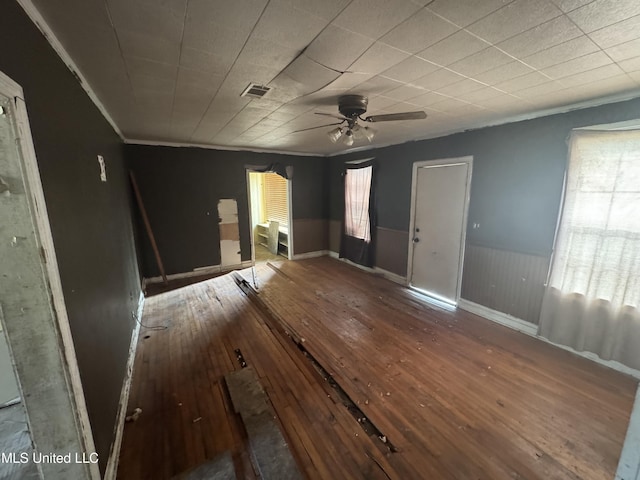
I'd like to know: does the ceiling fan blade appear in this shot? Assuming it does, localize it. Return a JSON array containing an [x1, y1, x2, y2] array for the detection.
[[315, 112, 348, 121], [364, 111, 427, 122], [291, 121, 344, 134]]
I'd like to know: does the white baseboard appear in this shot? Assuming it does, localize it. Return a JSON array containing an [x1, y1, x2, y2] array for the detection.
[[144, 261, 253, 285], [457, 299, 538, 336], [291, 250, 329, 260], [327, 251, 408, 285], [617, 384, 640, 480], [407, 288, 457, 311], [375, 267, 407, 286], [458, 299, 640, 380], [104, 291, 144, 480], [537, 337, 640, 379]]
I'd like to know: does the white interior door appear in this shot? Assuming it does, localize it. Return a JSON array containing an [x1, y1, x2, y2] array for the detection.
[[410, 161, 471, 304]]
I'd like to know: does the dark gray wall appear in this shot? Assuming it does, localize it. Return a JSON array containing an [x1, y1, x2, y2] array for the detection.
[[126, 145, 327, 277], [329, 97, 640, 322], [1, 2, 141, 473], [330, 97, 640, 257]]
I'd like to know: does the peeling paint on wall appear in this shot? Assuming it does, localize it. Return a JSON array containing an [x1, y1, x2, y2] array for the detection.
[[218, 199, 241, 268]]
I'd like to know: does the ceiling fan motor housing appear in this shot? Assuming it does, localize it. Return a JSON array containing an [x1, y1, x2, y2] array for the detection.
[[338, 95, 368, 119]]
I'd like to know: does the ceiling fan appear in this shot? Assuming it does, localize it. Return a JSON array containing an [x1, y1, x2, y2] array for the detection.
[[293, 95, 427, 146]]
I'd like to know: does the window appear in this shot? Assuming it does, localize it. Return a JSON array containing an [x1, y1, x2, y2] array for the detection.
[[549, 130, 640, 309], [344, 166, 372, 242], [540, 129, 640, 370], [263, 172, 288, 227]]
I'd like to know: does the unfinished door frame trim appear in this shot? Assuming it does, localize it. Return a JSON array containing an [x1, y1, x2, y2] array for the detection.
[[406, 156, 473, 304], [0, 70, 99, 479], [286, 176, 294, 259]]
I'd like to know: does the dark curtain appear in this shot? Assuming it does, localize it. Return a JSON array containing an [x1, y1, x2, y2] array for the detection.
[[340, 160, 376, 267]]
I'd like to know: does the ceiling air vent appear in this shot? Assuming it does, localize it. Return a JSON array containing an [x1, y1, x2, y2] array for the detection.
[[241, 83, 270, 98]]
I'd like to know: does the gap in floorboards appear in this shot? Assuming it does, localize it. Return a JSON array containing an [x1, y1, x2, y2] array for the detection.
[[232, 272, 397, 455]]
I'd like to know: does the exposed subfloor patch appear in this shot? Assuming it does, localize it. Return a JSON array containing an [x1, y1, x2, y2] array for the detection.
[[225, 366, 302, 480], [171, 451, 236, 480]]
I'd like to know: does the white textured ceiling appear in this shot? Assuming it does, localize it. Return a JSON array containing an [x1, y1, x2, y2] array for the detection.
[[29, 0, 640, 154]]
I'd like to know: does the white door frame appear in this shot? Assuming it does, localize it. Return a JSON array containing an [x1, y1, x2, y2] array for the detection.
[[0, 70, 99, 479], [286, 176, 294, 258], [406, 156, 473, 304], [245, 168, 294, 262]]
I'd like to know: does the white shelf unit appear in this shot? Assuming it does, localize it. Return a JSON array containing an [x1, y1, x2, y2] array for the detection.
[[256, 223, 289, 258]]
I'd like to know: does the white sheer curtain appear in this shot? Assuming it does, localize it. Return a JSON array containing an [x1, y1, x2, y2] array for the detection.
[[539, 130, 640, 370], [344, 166, 372, 242]]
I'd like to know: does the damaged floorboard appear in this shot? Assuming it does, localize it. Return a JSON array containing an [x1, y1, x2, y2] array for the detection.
[[118, 261, 394, 480], [118, 257, 637, 479], [251, 258, 637, 479], [225, 366, 302, 480]]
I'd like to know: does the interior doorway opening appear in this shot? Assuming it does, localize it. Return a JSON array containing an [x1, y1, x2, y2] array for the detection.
[[247, 171, 292, 263]]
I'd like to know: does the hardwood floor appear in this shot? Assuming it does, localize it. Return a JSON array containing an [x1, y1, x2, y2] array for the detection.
[[143, 271, 226, 296], [254, 243, 281, 262], [118, 257, 637, 479]]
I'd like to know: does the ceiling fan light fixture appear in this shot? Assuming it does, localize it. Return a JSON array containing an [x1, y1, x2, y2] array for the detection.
[[327, 126, 344, 143], [363, 126, 376, 142], [294, 95, 426, 147], [351, 124, 365, 141], [351, 124, 376, 143], [343, 130, 354, 146]]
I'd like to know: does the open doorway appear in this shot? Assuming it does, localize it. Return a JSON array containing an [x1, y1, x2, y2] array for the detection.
[[247, 171, 292, 263]]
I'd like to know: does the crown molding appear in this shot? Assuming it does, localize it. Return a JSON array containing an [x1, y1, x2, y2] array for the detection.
[[124, 138, 322, 157]]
